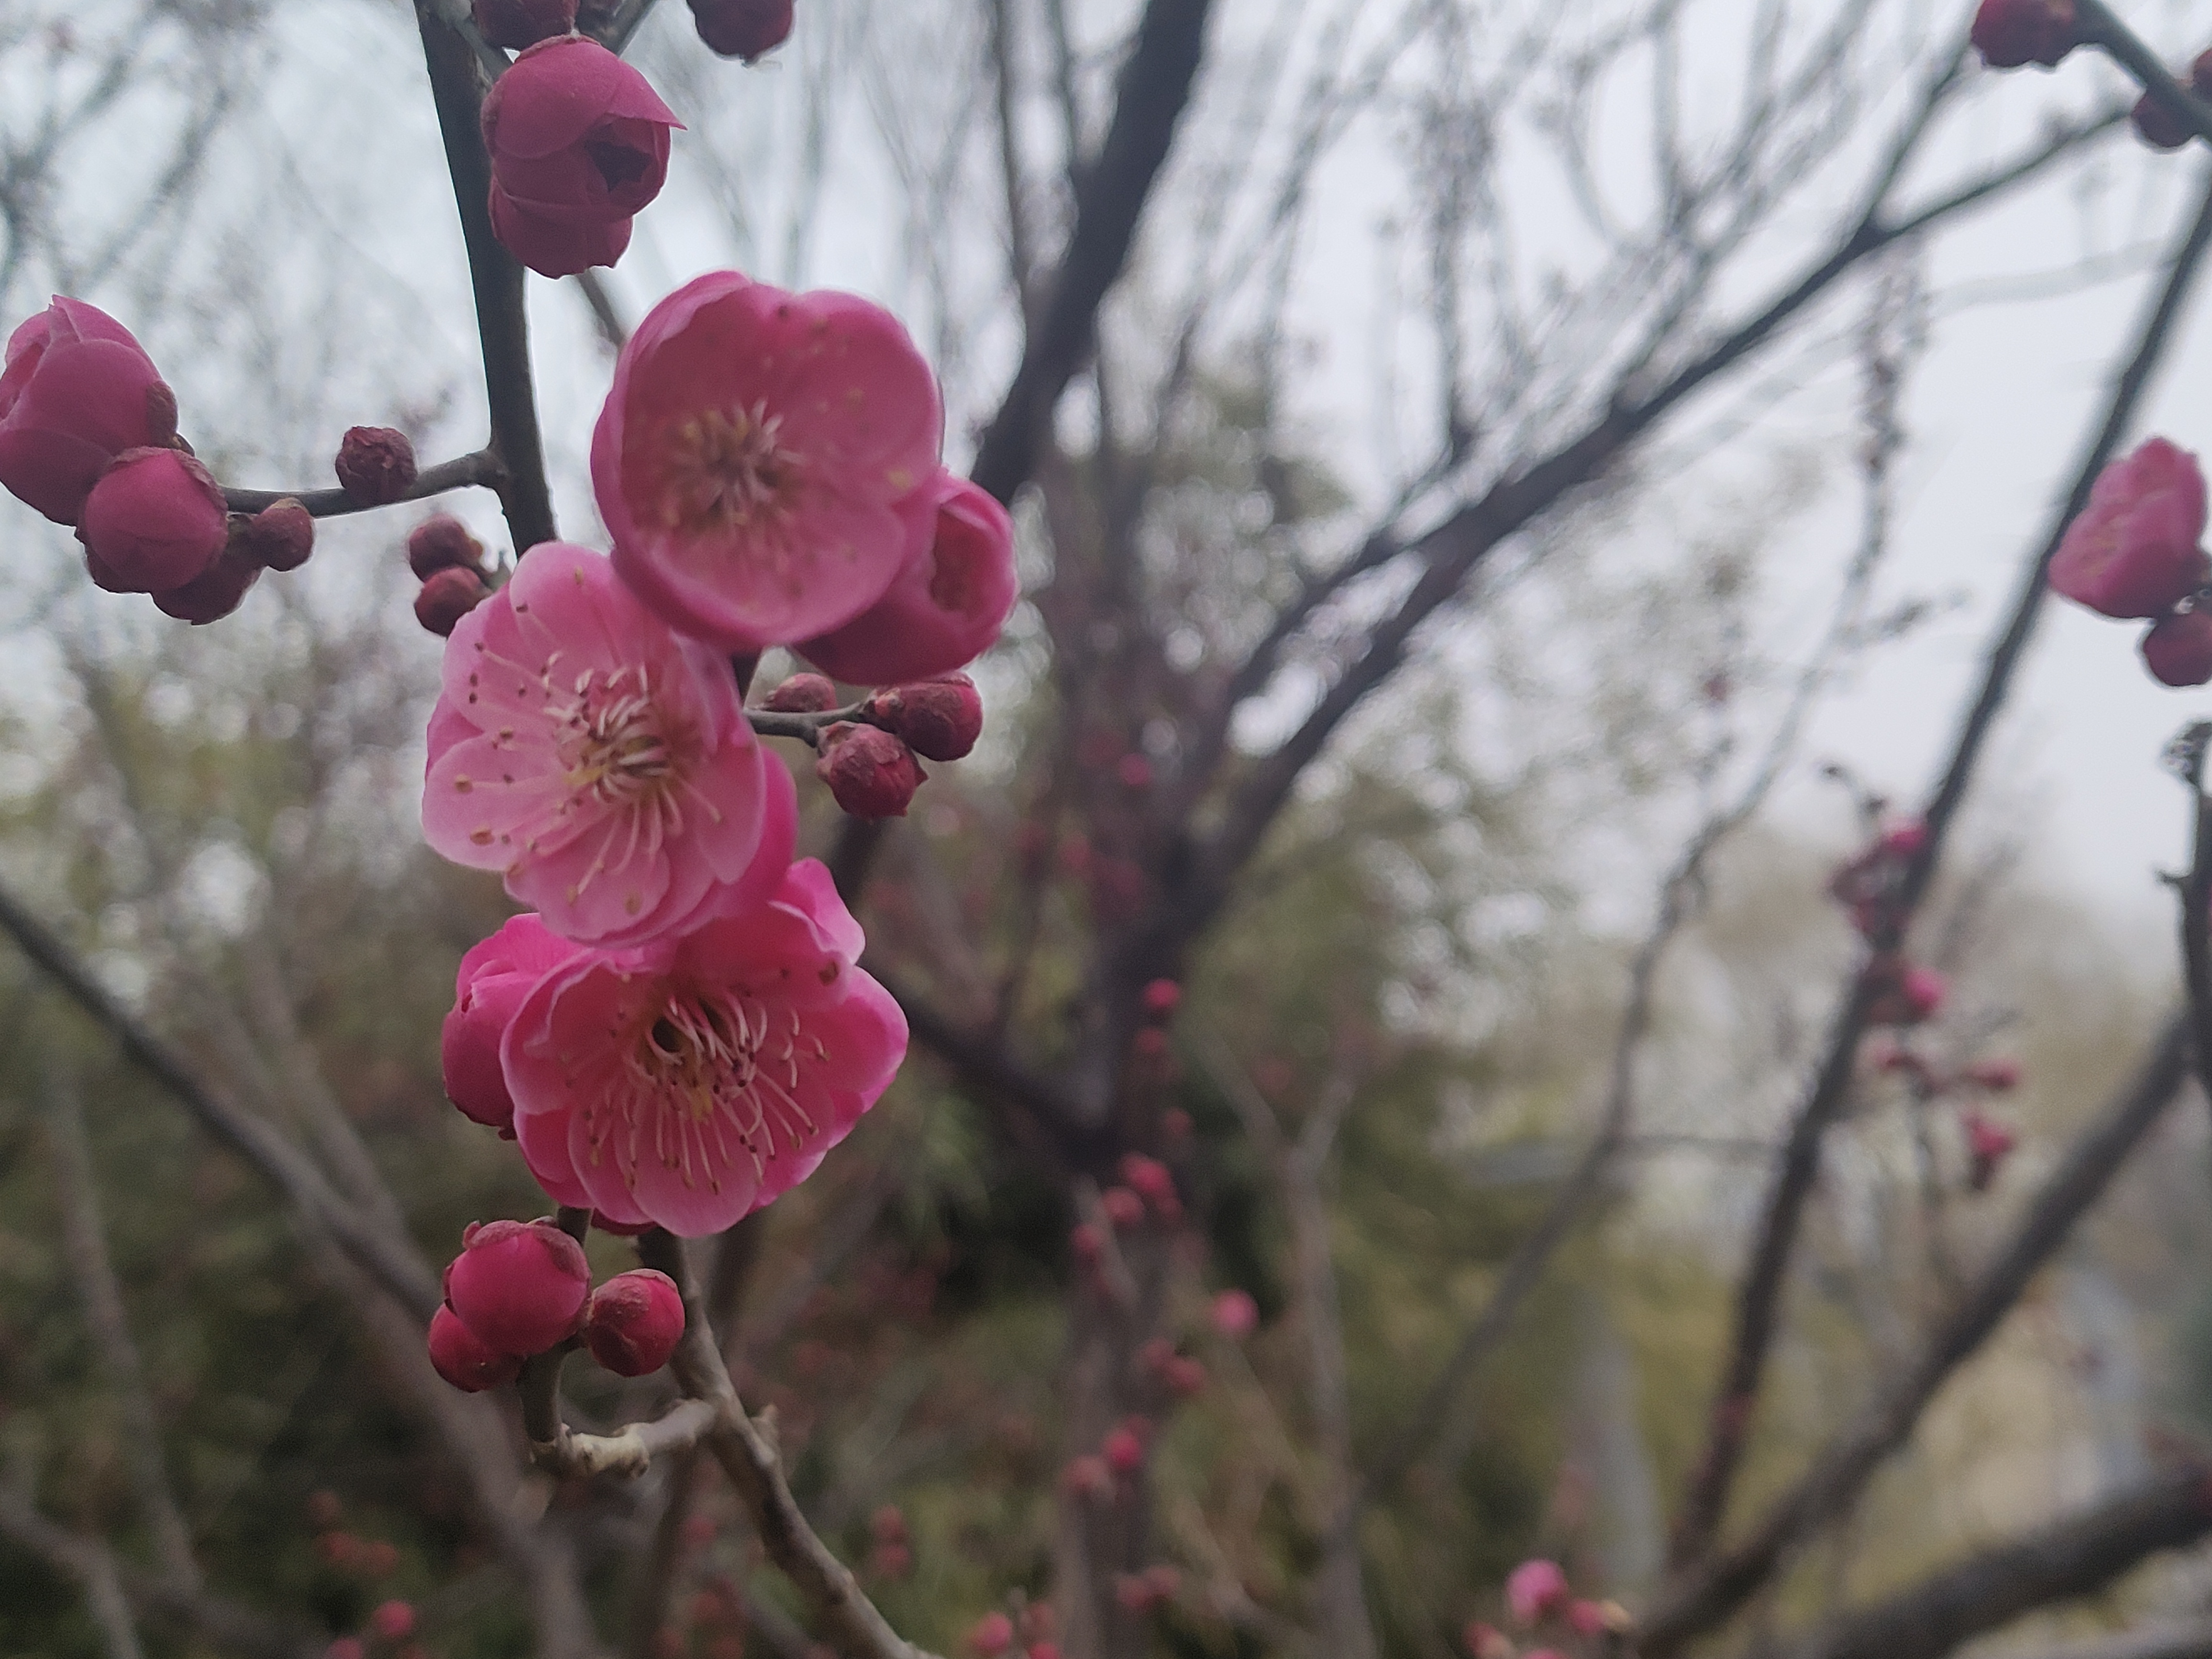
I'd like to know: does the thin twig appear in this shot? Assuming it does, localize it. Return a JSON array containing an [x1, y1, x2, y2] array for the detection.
[[2076, 0, 2212, 147], [220, 448, 502, 519], [2166, 720, 2212, 1096]]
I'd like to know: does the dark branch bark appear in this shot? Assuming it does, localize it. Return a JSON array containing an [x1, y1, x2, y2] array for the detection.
[[968, 0, 1215, 505], [2078, 0, 2212, 147], [1640, 1013, 2192, 1655], [1775, 1465, 2212, 1659], [2002, 1623, 2212, 1659], [411, 2, 558, 552]]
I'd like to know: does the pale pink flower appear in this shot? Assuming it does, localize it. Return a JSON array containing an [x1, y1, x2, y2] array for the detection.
[[2049, 438, 2210, 618], [423, 542, 796, 947], [1505, 1559, 1571, 1626], [592, 271, 944, 651], [502, 859, 907, 1236]]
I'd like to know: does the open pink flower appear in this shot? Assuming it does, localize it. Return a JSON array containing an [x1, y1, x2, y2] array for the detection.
[[423, 542, 796, 947], [0, 296, 176, 524], [800, 473, 1018, 684], [2049, 438, 2210, 619], [593, 271, 945, 651], [502, 859, 907, 1235]]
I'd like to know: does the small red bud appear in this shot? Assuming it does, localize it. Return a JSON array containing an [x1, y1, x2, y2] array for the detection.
[[582, 1268, 686, 1376], [334, 425, 418, 506], [969, 1612, 1015, 1657], [1113, 1573, 1157, 1613], [689, 0, 793, 60], [1970, 0, 2077, 70], [1117, 753, 1153, 789], [427, 1305, 525, 1392], [1161, 1107, 1193, 1144], [865, 672, 984, 762], [408, 514, 486, 580], [1102, 1426, 1145, 1474], [870, 1504, 909, 1544], [473, 0, 578, 48], [1211, 1288, 1259, 1339], [416, 565, 491, 636], [154, 548, 260, 625], [1061, 1453, 1113, 1501], [816, 722, 925, 818], [2134, 91, 2194, 152], [237, 498, 315, 571], [1118, 1154, 1175, 1209], [1069, 1222, 1105, 1265], [442, 1217, 590, 1355], [1099, 1186, 1145, 1230], [2143, 610, 2212, 687], [1141, 978, 1182, 1017], [371, 1601, 416, 1642], [763, 672, 840, 713]]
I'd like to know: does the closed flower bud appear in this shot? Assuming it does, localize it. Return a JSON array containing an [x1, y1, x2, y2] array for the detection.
[[335, 426, 418, 506], [236, 498, 315, 571], [79, 447, 227, 592], [442, 1217, 590, 1355], [762, 672, 839, 713], [416, 565, 491, 637], [815, 722, 924, 818], [689, 0, 793, 60], [970, 1613, 1015, 1657], [427, 1304, 526, 1392], [2143, 609, 2212, 687], [473, 0, 577, 49], [1101, 1426, 1145, 1474], [1141, 978, 1182, 1016], [1971, 0, 2077, 69], [2135, 90, 2194, 152], [583, 1268, 686, 1376], [865, 672, 983, 762], [371, 1602, 416, 1642], [0, 296, 176, 523], [408, 513, 485, 580], [1099, 1186, 1145, 1229], [1506, 1559, 1572, 1626], [443, 916, 585, 1135], [1210, 1288, 1259, 1338], [153, 548, 260, 625]]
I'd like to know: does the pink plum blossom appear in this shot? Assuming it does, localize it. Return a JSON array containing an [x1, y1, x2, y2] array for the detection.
[[423, 542, 796, 948], [592, 271, 945, 651], [2049, 438, 2210, 619], [501, 859, 907, 1236], [443, 915, 587, 1133], [800, 473, 1018, 685], [0, 296, 176, 524], [1505, 1558, 1571, 1626]]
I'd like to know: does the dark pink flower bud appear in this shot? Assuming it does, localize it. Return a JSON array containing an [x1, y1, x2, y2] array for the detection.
[[236, 498, 315, 571], [815, 722, 925, 818], [0, 296, 175, 523], [153, 548, 260, 625], [1164, 1356, 1207, 1398], [1118, 1154, 1175, 1209], [442, 1217, 591, 1354], [1902, 966, 1947, 1022], [2135, 91, 2194, 152], [1965, 1057, 2022, 1092], [1964, 1108, 2017, 1192], [762, 672, 840, 713], [1867, 957, 1946, 1027], [970, 1613, 1015, 1657], [2050, 439, 2210, 618], [416, 565, 491, 637], [1506, 1559, 1571, 1626], [1877, 821, 1926, 861], [583, 1268, 686, 1376], [481, 37, 680, 276], [473, 0, 578, 49], [1971, 0, 2077, 68], [1101, 1426, 1145, 1474], [865, 673, 984, 762], [1141, 978, 1182, 1017], [2143, 609, 2212, 687], [371, 1602, 417, 1642], [1211, 1288, 1259, 1338], [800, 475, 1018, 685], [427, 1304, 526, 1392], [442, 916, 586, 1134], [408, 514, 485, 580], [79, 447, 226, 592], [334, 426, 418, 506], [689, 0, 793, 60], [1060, 1453, 1113, 1501], [1099, 1186, 1145, 1230]]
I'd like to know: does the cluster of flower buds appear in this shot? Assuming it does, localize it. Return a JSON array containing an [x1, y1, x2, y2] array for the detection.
[[1865, 1037, 2024, 1194], [1825, 818, 1924, 939], [406, 513, 496, 636], [425, 1217, 685, 1391], [0, 296, 316, 622], [1861, 952, 1947, 1028], [1463, 1559, 1627, 1659], [2047, 439, 2212, 685]]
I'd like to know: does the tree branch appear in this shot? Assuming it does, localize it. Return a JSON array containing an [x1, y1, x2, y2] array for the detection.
[[2077, 0, 2212, 148], [2000, 1623, 2212, 1659], [2168, 720, 2212, 1097], [968, 0, 1216, 504], [219, 449, 503, 520]]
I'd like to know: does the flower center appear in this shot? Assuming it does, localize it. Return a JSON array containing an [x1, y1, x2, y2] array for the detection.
[[617, 988, 825, 1189], [657, 403, 801, 538], [557, 665, 681, 808]]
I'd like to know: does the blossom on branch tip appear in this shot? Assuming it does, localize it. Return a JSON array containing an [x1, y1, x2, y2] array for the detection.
[[500, 859, 907, 1236], [2142, 609, 2212, 686], [814, 722, 924, 819], [690, 0, 793, 61], [2049, 438, 2210, 619], [583, 1268, 686, 1375], [799, 474, 1017, 685], [593, 271, 944, 650], [473, 0, 577, 49], [427, 1304, 526, 1392], [481, 36, 680, 276], [864, 673, 984, 763], [422, 543, 796, 946], [334, 426, 418, 506], [415, 566, 490, 637], [1970, 0, 2077, 70], [1505, 1558, 1571, 1626], [0, 296, 175, 524], [443, 1217, 591, 1354], [79, 447, 227, 593]]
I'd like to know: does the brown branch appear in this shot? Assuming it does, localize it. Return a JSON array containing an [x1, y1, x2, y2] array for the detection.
[[2077, 0, 2212, 148], [968, 0, 1216, 504], [219, 449, 503, 519], [574, 270, 629, 352], [0, 881, 443, 1320], [411, 1, 558, 552], [1772, 1463, 2212, 1659], [1665, 161, 2212, 1572], [1638, 1012, 2193, 1655], [535, 1398, 721, 1481], [2000, 1623, 2212, 1659], [635, 1231, 946, 1659]]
